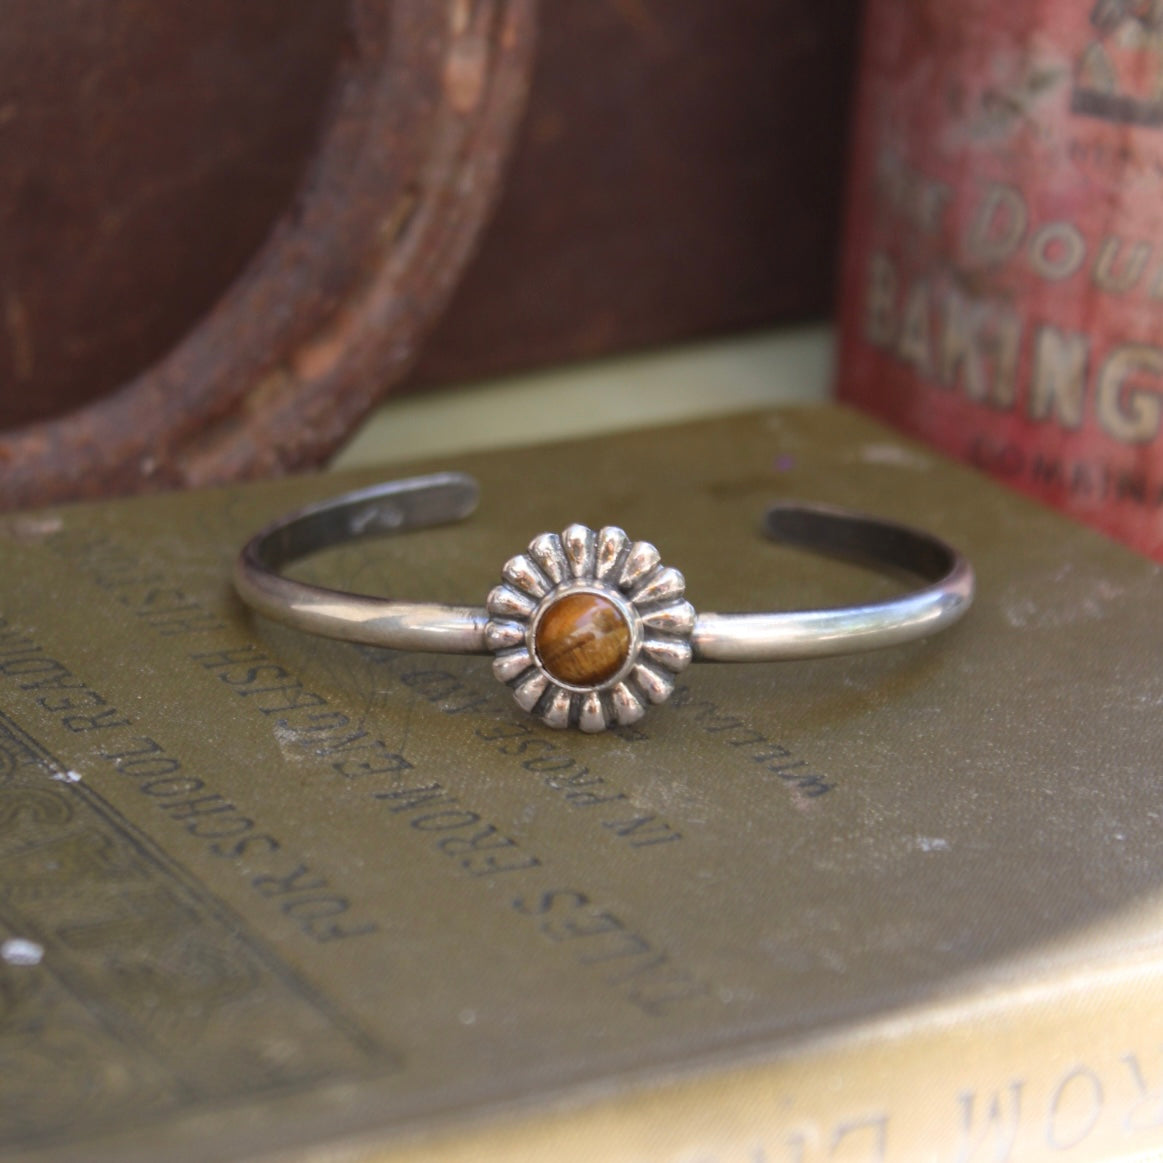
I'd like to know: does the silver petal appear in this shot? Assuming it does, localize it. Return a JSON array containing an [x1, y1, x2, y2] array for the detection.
[[632, 566, 685, 607], [528, 532, 568, 585], [493, 647, 534, 683], [634, 662, 676, 705], [487, 585, 536, 620], [562, 524, 597, 579], [619, 541, 661, 591], [611, 682, 646, 725], [502, 554, 550, 599], [513, 670, 549, 712], [578, 691, 607, 733], [642, 637, 693, 673], [542, 688, 573, 729], [485, 619, 527, 650], [641, 601, 697, 636], [595, 527, 630, 582]]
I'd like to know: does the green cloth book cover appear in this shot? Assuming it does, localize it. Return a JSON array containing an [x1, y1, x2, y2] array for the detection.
[[1, 407, 1161, 1162]]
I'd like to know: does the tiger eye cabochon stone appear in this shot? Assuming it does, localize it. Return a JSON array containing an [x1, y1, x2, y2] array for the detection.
[[533, 592, 632, 687]]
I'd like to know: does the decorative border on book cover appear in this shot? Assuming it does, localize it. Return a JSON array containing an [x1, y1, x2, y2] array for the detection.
[[0, 709, 400, 1151]]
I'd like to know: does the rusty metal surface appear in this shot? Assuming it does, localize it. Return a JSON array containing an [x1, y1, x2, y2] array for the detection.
[[412, 0, 860, 386], [0, 0, 536, 508]]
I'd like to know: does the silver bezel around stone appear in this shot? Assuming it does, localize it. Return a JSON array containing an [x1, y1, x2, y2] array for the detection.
[[485, 524, 695, 732]]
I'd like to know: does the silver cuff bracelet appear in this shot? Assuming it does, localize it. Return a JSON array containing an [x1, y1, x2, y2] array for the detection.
[[235, 473, 974, 733]]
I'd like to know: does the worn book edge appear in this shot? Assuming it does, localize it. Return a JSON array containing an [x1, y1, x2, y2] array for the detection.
[[342, 941, 1163, 1163]]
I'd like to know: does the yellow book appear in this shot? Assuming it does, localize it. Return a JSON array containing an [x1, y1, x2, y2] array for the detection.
[[1, 406, 1161, 1162]]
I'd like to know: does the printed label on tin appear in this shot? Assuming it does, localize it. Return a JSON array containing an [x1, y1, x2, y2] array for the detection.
[[838, 1, 1163, 559]]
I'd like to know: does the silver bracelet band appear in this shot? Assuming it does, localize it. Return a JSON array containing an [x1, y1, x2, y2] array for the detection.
[[235, 472, 974, 732]]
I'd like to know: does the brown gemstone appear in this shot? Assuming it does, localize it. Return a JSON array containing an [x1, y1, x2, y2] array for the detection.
[[534, 592, 631, 687]]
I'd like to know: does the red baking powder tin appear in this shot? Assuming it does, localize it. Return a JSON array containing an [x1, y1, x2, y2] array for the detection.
[[838, 0, 1163, 560]]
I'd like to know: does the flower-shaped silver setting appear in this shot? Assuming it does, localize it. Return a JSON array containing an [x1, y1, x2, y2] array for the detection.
[[485, 524, 696, 732]]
